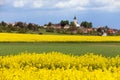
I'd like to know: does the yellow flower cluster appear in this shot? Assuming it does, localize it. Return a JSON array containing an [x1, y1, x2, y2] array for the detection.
[[0, 52, 120, 80], [0, 33, 120, 42]]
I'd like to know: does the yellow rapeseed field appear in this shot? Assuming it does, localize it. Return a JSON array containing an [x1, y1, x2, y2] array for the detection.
[[0, 52, 120, 80], [0, 33, 120, 42]]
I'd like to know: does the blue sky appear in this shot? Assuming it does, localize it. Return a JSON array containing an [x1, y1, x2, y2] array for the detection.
[[0, 0, 120, 29]]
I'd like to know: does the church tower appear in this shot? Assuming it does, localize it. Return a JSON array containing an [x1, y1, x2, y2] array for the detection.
[[73, 16, 80, 27]]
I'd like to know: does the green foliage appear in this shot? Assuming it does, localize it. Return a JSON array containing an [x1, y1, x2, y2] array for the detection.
[[56, 28, 61, 33], [81, 21, 93, 28], [69, 22, 77, 34], [6, 27, 11, 33], [77, 28, 82, 34], [0, 21, 39, 33], [18, 28, 27, 33], [61, 29, 68, 34], [27, 23, 34, 30], [60, 20, 69, 27], [0, 27, 2, 32], [46, 26, 54, 32], [0, 21, 119, 36], [47, 22, 53, 26], [70, 21, 76, 27], [14, 22, 27, 28], [1, 21, 7, 27], [27, 23, 38, 31]]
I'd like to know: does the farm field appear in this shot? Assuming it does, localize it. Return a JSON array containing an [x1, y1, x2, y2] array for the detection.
[[0, 33, 120, 42], [0, 52, 120, 80], [0, 33, 120, 80], [0, 43, 120, 56]]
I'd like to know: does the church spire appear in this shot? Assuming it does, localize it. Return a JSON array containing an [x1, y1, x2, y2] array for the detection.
[[73, 16, 80, 27], [74, 16, 77, 20]]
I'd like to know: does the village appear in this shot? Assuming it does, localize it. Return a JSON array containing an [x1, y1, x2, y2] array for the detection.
[[44, 16, 120, 36], [0, 17, 120, 36]]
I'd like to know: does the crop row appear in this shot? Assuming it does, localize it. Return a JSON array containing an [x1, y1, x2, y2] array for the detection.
[[0, 52, 120, 80], [0, 33, 120, 42]]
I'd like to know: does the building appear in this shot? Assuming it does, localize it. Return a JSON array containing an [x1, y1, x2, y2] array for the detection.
[[73, 16, 80, 27]]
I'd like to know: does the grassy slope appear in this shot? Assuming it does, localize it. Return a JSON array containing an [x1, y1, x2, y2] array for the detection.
[[0, 43, 120, 56]]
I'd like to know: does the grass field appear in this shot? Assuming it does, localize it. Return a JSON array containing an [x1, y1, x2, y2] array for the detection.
[[0, 43, 120, 56]]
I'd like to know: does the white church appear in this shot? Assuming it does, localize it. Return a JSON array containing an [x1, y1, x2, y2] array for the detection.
[[73, 16, 80, 27]]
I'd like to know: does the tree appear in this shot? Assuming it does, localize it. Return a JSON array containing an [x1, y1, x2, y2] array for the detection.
[[6, 27, 11, 32], [0, 27, 2, 32], [69, 22, 77, 34], [97, 27, 105, 36], [27, 23, 33, 30], [89, 22, 92, 28], [7, 24, 13, 32], [18, 28, 27, 33], [1, 21, 7, 27], [14, 22, 27, 28], [46, 26, 54, 32], [80, 21, 93, 28], [104, 25, 109, 32], [60, 20, 69, 27], [70, 22, 76, 27], [27, 23, 38, 31], [47, 22, 53, 26], [14, 22, 28, 33]]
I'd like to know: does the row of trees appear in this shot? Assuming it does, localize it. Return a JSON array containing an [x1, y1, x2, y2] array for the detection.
[[46, 20, 93, 28], [80, 21, 92, 28], [60, 20, 93, 28], [0, 21, 40, 33]]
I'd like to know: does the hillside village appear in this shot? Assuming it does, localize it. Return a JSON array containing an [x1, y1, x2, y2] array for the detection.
[[0, 17, 120, 36]]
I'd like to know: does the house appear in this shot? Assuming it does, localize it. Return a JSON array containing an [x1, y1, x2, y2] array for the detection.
[[93, 28, 97, 32], [64, 25, 70, 29], [7, 22, 15, 26], [108, 29, 118, 34], [43, 26, 47, 28], [53, 24, 61, 29], [80, 27, 93, 34], [102, 32, 107, 36]]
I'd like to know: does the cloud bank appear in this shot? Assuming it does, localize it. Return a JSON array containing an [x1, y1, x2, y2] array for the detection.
[[0, 0, 3, 5], [3, 0, 120, 12]]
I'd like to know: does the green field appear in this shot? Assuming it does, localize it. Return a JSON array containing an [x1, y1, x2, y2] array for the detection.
[[0, 43, 120, 56]]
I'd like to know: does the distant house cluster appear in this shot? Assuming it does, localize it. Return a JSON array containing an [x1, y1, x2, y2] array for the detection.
[[44, 16, 119, 36], [0, 17, 120, 35]]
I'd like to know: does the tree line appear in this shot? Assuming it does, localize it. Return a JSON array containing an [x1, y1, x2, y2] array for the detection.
[[59, 20, 93, 28], [0, 21, 40, 33]]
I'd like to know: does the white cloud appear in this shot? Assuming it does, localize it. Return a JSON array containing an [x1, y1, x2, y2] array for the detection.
[[0, 0, 3, 5], [76, 7, 87, 11], [32, 0, 43, 8], [81, 0, 120, 12], [13, 0, 25, 7], [112, 0, 120, 9], [55, 0, 89, 8], [89, 0, 120, 12], [3, 0, 120, 12]]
